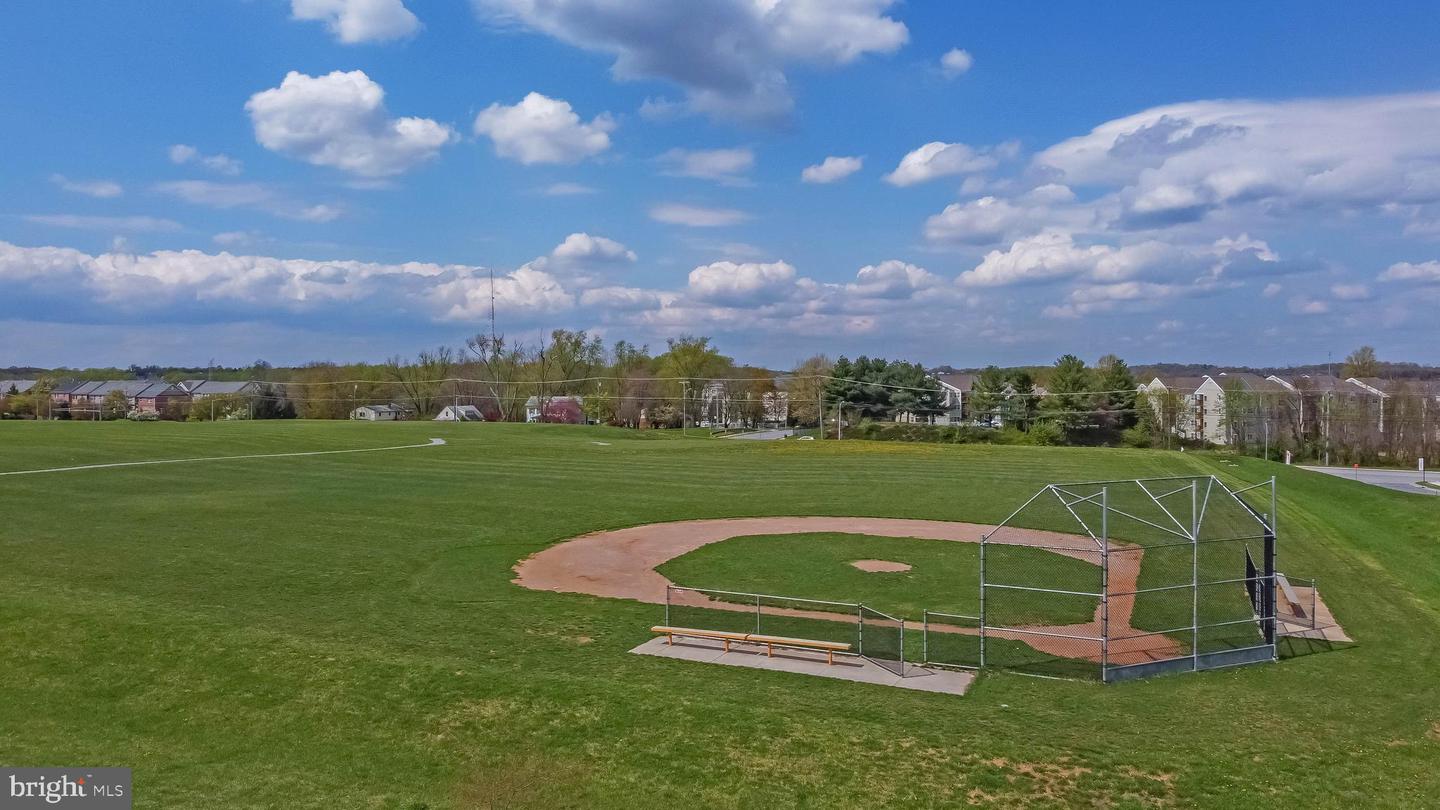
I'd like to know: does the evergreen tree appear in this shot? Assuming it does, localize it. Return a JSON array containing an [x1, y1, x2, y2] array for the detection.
[[1003, 370, 1039, 430], [1095, 354, 1139, 435], [969, 365, 1008, 425], [1042, 354, 1093, 438]]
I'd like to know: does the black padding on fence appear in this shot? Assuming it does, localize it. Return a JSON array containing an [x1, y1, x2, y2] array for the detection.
[[1102, 643, 1276, 683]]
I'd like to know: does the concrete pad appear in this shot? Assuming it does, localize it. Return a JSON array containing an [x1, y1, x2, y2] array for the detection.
[[630, 636, 973, 696], [1277, 583, 1352, 642]]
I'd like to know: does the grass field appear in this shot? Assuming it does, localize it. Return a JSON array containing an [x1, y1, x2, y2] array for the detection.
[[1, 420, 1438, 807], [657, 531, 1099, 624]]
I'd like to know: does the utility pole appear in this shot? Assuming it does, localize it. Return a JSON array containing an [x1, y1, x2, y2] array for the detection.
[[1325, 351, 1333, 466]]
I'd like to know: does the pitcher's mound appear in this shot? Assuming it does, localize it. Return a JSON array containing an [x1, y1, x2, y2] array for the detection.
[[849, 559, 912, 573]]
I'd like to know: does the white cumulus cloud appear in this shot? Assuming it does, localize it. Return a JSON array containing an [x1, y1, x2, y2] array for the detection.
[[885, 142, 997, 186], [957, 231, 1113, 288], [473, 0, 907, 125], [801, 155, 863, 184], [291, 0, 419, 43], [940, 48, 973, 78], [1379, 260, 1440, 283], [1036, 92, 1440, 227], [550, 233, 636, 264], [247, 70, 454, 177], [473, 92, 614, 165], [688, 260, 797, 305], [846, 260, 941, 299]]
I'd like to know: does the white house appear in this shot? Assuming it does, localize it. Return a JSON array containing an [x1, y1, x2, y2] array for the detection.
[[929, 372, 1043, 427], [932, 373, 976, 425], [351, 404, 400, 421], [1139, 376, 1209, 441], [434, 404, 484, 422]]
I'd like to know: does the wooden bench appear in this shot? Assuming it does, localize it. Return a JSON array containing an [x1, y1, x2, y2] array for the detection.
[[651, 626, 851, 665], [1275, 573, 1307, 619]]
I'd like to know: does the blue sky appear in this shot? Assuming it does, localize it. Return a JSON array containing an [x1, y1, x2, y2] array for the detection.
[[3, 0, 1440, 369]]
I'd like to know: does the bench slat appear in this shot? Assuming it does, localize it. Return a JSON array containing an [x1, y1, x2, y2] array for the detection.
[[747, 633, 850, 651], [651, 626, 851, 651], [651, 626, 751, 641]]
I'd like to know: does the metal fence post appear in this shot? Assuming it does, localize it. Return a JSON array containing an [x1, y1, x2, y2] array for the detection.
[[665, 585, 671, 626], [1100, 486, 1109, 680], [1263, 513, 1277, 649], [755, 594, 761, 634], [1312, 577, 1318, 630], [898, 619, 906, 677], [857, 604, 864, 656], [1191, 480, 1200, 671], [978, 533, 987, 669], [922, 610, 929, 666]]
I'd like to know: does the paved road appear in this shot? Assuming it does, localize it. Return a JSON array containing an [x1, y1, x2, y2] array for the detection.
[[722, 429, 795, 440], [1299, 465, 1440, 496]]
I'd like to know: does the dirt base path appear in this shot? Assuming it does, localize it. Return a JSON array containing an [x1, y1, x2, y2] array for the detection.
[[514, 516, 1182, 664]]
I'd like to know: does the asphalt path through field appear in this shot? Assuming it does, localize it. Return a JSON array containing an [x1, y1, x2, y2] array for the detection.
[[1299, 464, 1439, 495]]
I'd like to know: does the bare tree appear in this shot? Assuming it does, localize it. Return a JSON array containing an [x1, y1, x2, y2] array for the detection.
[[464, 334, 527, 421], [385, 346, 454, 417]]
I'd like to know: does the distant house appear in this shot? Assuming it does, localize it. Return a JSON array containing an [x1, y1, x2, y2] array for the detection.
[[351, 404, 401, 421], [48, 379, 87, 409], [525, 395, 584, 423], [1138, 376, 1209, 441], [933, 373, 977, 425], [133, 382, 189, 414], [929, 372, 1044, 427], [434, 404, 484, 422], [75, 380, 167, 412], [0, 380, 36, 396], [181, 380, 263, 399], [1194, 373, 1292, 446]]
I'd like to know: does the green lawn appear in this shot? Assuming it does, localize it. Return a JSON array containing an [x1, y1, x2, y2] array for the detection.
[[1, 420, 1437, 808], [657, 531, 1099, 625]]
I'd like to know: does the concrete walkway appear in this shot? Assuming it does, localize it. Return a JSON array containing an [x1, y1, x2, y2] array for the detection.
[[1299, 465, 1439, 496], [630, 636, 973, 695]]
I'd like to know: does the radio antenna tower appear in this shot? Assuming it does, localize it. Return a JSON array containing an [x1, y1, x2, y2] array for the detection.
[[489, 268, 498, 357]]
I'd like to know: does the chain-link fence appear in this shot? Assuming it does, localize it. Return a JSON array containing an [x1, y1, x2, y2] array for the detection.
[[663, 475, 1278, 685], [664, 586, 907, 673], [938, 475, 1278, 682], [859, 605, 905, 676]]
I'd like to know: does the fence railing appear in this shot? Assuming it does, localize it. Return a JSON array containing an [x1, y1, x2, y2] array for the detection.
[[664, 585, 910, 675]]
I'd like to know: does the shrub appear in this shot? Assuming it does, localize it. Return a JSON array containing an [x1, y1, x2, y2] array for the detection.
[[1121, 425, 1152, 448], [1026, 421, 1064, 446]]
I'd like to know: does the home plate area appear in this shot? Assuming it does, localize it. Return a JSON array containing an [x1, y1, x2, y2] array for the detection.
[[631, 634, 975, 695]]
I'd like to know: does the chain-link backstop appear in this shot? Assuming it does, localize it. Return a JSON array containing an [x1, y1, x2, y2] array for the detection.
[[919, 475, 1278, 681]]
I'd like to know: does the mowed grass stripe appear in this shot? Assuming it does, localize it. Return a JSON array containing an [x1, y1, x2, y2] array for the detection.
[[1, 421, 1434, 807]]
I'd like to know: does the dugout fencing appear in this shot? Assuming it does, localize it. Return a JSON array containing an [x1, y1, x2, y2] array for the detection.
[[919, 474, 1279, 682], [664, 586, 906, 676]]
